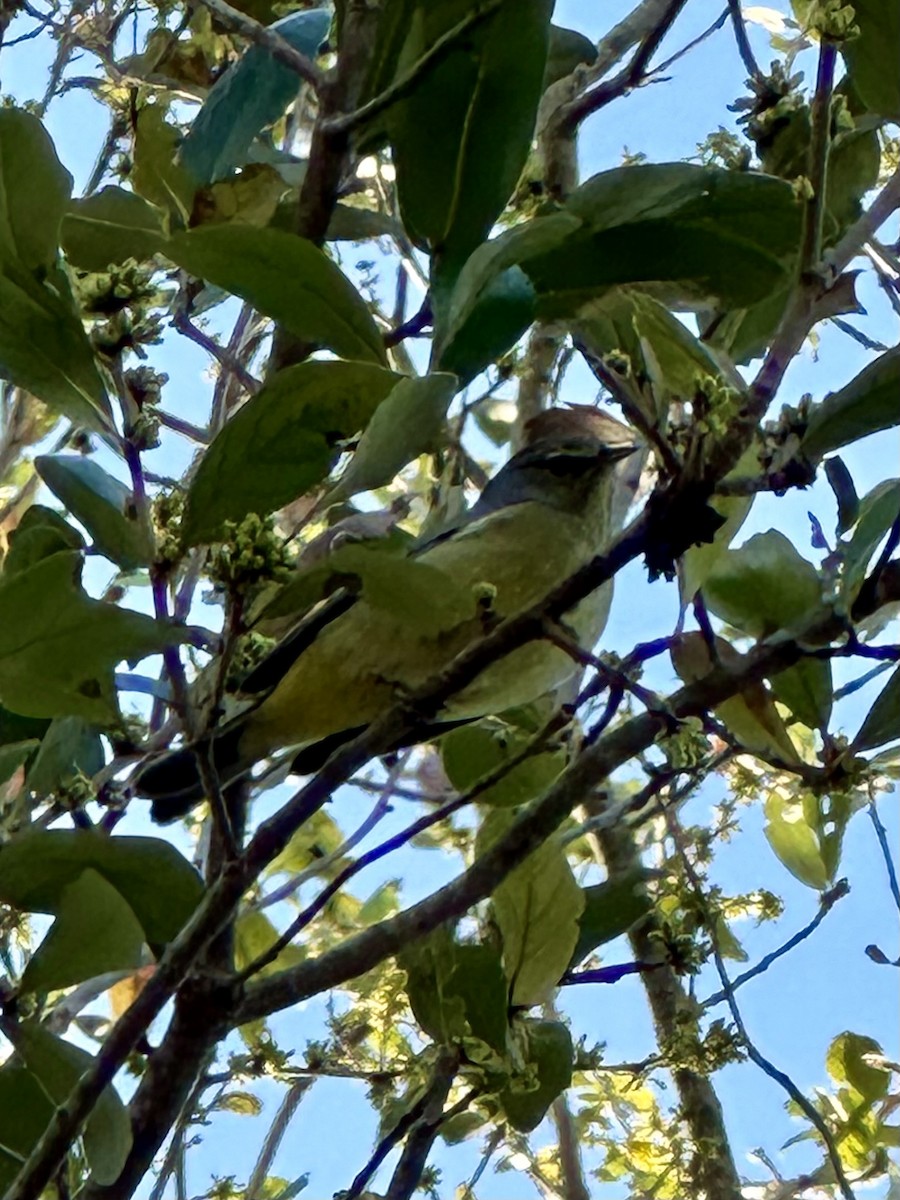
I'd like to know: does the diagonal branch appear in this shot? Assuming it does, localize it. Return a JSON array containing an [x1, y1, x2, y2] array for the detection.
[[193, 0, 323, 89]]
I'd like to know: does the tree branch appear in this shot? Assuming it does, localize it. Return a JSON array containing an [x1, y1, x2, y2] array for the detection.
[[192, 0, 323, 89]]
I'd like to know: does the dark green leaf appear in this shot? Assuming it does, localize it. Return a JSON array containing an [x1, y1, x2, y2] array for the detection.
[[0, 1063, 56, 1192], [852, 663, 900, 752], [36, 455, 155, 569], [436, 264, 535, 384], [15, 1021, 132, 1185], [25, 716, 104, 797], [440, 718, 565, 808], [325, 203, 401, 241], [764, 791, 830, 890], [0, 108, 71, 273], [771, 658, 833, 730], [0, 705, 50, 749], [827, 1032, 890, 1102], [803, 347, 900, 458], [841, 0, 900, 120], [500, 1018, 572, 1132], [182, 361, 399, 543], [543, 23, 597, 88], [330, 373, 457, 500], [0, 551, 183, 721], [0, 264, 112, 432], [0, 827, 204, 946], [482, 809, 584, 1006], [3, 505, 85, 577], [824, 456, 859, 534], [842, 478, 900, 600], [569, 870, 654, 969], [179, 10, 331, 184], [388, 0, 552, 277], [165, 225, 387, 364], [402, 929, 509, 1052], [20, 868, 145, 995], [61, 186, 165, 270], [703, 530, 823, 638]]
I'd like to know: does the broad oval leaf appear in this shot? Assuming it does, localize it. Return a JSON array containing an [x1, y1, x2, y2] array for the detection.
[[15, 1021, 132, 1185], [388, 0, 552, 277], [763, 790, 830, 890], [568, 869, 655, 970], [3, 505, 84, 577], [0, 551, 183, 721], [0, 108, 71, 272], [330, 372, 458, 500], [25, 715, 104, 797], [36, 454, 155, 569], [802, 347, 900, 458], [440, 718, 566, 809], [500, 1018, 573, 1132], [182, 360, 400, 543], [826, 1031, 890, 1102], [841, 478, 900, 601], [61, 186, 165, 270], [20, 868, 145, 995], [165, 225, 387, 365], [179, 9, 331, 184], [841, 0, 900, 120], [703, 530, 823, 638], [0, 827, 204, 946]]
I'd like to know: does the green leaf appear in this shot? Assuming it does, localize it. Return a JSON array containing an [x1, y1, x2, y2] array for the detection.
[[20, 868, 145, 995], [15, 1021, 132, 1185], [3, 505, 85, 576], [0, 550, 182, 721], [482, 810, 584, 1006], [803, 347, 900, 458], [0, 264, 112, 432], [569, 870, 654, 969], [234, 909, 305, 976], [130, 105, 195, 221], [402, 928, 509, 1052], [165, 226, 387, 365], [672, 634, 801, 764], [182, 361, 399, 543], [824, 456, 859, 534], [771, 658, 833, 730], [61, 186, 165, 270], [36, 455, 155, 569], [764, 791, 830, 890], [852, 663, 900, 752], [440, 718, 566, 808], [0, 109, 71, 272], [827, 1032, 890, 1103], [841, 0, 900, 120], [841, 478, 900, 601], [500, 1018, 572, 1132], [436, 264, 535, 384], [0, 1063, 56, 1192], [25, 715, 104, 797], [388, 0, 552, 276], [330, 372, 458, 500], [266, 809, 344, 876], [0, 827, 204, 946], [179, 9, 331, 184], [703, 530, 823, 638]]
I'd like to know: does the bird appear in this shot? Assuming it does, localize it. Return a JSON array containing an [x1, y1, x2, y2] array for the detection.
[[135, 406, 638, 821]]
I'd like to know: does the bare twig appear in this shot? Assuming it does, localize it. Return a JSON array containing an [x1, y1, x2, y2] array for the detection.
[[727, 0, 763, 81], [244, 1078, 313, 1199], [868, 798, 900, 912], [800, 39, 838, 276]]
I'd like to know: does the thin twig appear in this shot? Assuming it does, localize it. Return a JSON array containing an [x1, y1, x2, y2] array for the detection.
[[800, 39, 838, 276], [245, 1078, 313, 1199], [727, 0, 763, 81], [868, 797, 900, 912], [703, 880, 849, 1006], [172, 310, 261, 397]]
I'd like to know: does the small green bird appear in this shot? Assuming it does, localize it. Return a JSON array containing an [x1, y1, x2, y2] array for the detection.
[[136, 406, 637, 821]]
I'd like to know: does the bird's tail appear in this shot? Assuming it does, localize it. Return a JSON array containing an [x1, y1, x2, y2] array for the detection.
[[133, 719, 252, 823]]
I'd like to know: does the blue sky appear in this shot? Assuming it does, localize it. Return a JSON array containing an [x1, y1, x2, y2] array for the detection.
[[1, 0, 898, 1196]]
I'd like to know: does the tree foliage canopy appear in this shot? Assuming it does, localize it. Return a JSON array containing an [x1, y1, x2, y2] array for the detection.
[[0, 1, 898, 1198]]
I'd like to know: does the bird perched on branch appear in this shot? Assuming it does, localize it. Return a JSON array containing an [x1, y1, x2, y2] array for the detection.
[[136, 406, 638, 821]]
